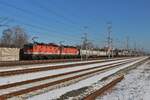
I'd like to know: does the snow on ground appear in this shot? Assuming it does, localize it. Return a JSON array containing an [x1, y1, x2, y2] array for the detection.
[[0, 58, 138, 85], [26, 57, 147, 100], [0, 59, 110, 72], [96, 59, 150, 100], [1, 59, 111, 71], [0, 62, 128, 95]]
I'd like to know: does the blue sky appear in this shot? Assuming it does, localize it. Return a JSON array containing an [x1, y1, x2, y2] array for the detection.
[[0, 0, 150, 51]]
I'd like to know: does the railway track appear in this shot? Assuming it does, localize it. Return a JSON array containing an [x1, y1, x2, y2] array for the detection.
[[0, 57, 110, 67], [0, 59, 82, 67], [0, 60, 132, 89], [84, 75, 124, 100], [0, 58, 135, 86], [0, 58, 129, 76], [0, 57, 143, 99]]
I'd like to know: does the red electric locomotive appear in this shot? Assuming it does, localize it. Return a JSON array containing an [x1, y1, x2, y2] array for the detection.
[[61, 46, 79, 55], [21, 42, 79, 60]]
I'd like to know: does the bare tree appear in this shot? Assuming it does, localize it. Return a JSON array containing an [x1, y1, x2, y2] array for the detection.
[[0, 28, 13, 47], [0, 26, 29, 48], [13, 26, 29, 48]]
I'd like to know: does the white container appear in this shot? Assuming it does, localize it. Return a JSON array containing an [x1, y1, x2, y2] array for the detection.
[[0, 47, 20, 61]]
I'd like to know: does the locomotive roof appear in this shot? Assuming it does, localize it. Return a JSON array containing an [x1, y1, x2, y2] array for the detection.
[[62, 45, 77, 48], [24, 42, 77, 48], [27, 42, 59, 46]]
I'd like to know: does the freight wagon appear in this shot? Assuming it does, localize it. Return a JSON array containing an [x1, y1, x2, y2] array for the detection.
[[80, 50, 107, 57], [0, 47, 20, 61]]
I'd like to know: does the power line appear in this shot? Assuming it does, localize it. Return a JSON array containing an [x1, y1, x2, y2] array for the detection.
[[0, 17, 8, 23], [14, 19, 80, 41], [0, 1, 90, 45], [81, 26, 89, 60], [30, 0, 79, 26], [0, 1, 81, 40], [0, 16, 80, 42], [126, 36, 130, 50], [28, 0, 82, 32], [0, 1, 61, 26], [0, 1, 80, 31], [0, 16, 10, 27], [27, 30, 77, 45]]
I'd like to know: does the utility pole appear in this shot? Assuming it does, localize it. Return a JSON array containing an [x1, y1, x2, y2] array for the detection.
[[81, 37, 84, 61], [126, 36, 130, 56], [134, 41, 137, 56], [80, 37, 84, 61], [141, 47, 144, 56], [83, 33, 88, 60], [81, 26, 89, 60], [134, 42, 137, 51], [111, 38, 114, 58], [106, 22, 112, 59], [126, 36, 129, 50]]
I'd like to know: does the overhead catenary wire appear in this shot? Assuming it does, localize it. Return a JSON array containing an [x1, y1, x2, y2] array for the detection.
[[0, 17, 10, 27], [0, 1, 96, 47], [0, 0, 81, 39], [0, 2, 63, 29], [28, 0, 83, 33], [0, 17, 80, 43], [30, 0, 79, 26], [0, 17, 8, 23], [11, 19, 81, 42], [0, 1, 81, 31]]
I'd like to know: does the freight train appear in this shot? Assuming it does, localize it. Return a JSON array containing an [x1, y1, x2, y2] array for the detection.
[[20, 42, 135, 60], [0, 42, 142, 61]]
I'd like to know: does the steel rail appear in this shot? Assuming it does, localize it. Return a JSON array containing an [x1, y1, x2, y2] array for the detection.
[[0, 58, 128, 76], [83, 75, 124, 100], [0, 57, 109, 67], [0, 60, 132, 90], [0, 60, 134, 99]]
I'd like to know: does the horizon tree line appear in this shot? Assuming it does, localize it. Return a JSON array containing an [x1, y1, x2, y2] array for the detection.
[[0, 26, 29, 48]]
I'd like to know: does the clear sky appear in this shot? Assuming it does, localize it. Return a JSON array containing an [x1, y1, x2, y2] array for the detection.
[[0, 0, 150, 51]]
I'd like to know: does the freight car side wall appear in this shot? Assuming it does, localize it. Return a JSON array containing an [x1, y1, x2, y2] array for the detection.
[[0, 48, 20, 61], [80, 50, 107, 56]]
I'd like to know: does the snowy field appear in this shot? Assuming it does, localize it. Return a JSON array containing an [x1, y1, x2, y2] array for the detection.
[[96, 59, 150, 100], [0, 58, 123, 72], [0, 62, 128, 95], [0, 58, 137, 85], [25, 57, 147, 100]]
